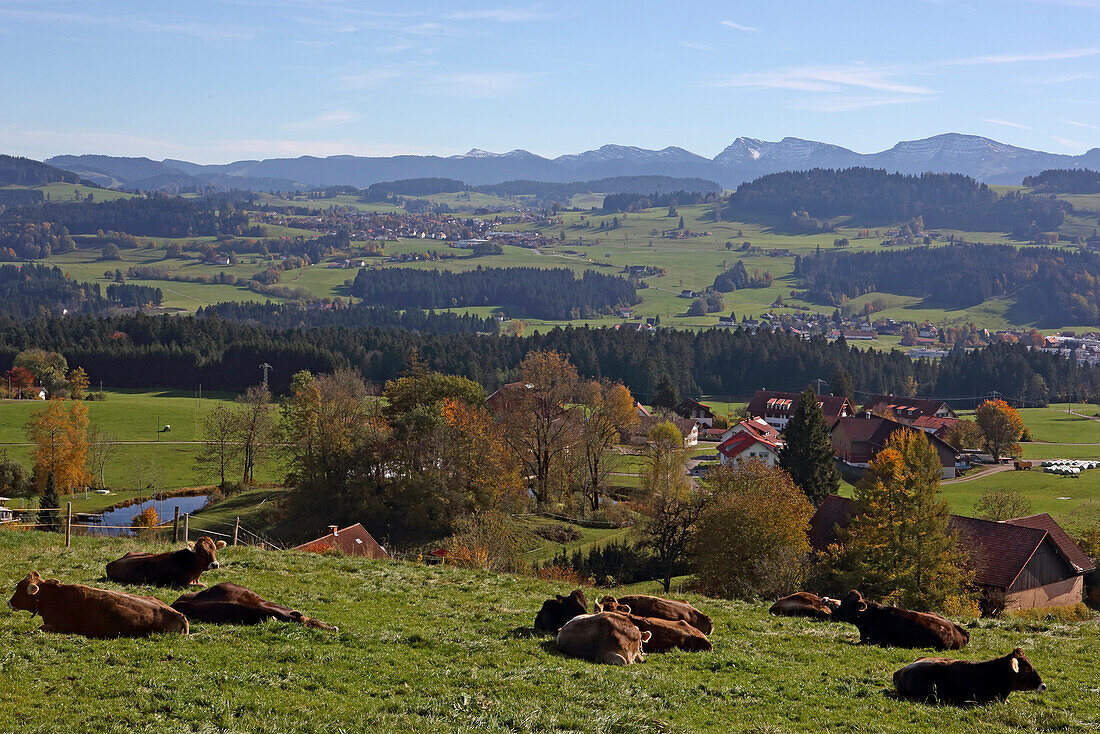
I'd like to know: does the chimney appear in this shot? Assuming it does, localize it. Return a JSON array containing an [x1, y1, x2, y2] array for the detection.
[[329, 525, 339, 537]]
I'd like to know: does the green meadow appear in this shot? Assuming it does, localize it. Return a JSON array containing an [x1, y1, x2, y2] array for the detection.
[[0, 529, 1096, 733]]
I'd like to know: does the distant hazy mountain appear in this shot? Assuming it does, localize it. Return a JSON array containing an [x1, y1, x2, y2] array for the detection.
[[45, 134, 1100, 191]]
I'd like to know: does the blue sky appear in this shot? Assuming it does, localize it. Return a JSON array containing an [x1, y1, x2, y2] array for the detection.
[[2, 0, 1099, 163]]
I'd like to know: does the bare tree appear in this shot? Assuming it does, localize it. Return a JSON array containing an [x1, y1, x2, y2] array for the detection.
[[233, 385, 275, 485], [975, 487, 1032, 521], [194, 405, 239, 488], [86, 425, 119, 488]]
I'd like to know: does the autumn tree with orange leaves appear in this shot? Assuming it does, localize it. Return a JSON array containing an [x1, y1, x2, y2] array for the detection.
[[25, 399, 91, 494], [975, 399, 1025, 462], [577, 380, 638, 512], [439, 398, 526, 514]]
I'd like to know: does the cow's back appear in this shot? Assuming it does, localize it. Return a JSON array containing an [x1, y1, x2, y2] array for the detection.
[[107, 549, 187, 586], [617, 595, 713, 635], [556, 613, 646, 665], [769, 592, 834, 620], [628, 615, 711, 652], [39, 584, 188, 638]]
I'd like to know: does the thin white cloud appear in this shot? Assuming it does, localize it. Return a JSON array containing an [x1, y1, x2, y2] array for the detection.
[[280, 111, 358, 132], [430, 71, 540, 98], [710, 64, 935, 95], [446, 7, 554, 22], [721, 20, 760, 32], [982, 118, 1033, 130], [679, 41, 715, 52], [1060, 118, 1100, 129], [796, 95, 934, 112], [944, 47, 1100, 66], [340, 68, 411, 88], [1051, 135, 1091, 152], [0, 7, 257, 40]]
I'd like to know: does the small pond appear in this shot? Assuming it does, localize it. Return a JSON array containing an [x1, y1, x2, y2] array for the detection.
[[83, 495, 211, 537]]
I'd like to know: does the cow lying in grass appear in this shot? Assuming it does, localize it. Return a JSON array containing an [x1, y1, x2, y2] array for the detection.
[[596, 595, 713, 635], [556, 612, 650, 666], [892, 649, 1045, 704], [171, 583, 337, 631], [769, 592, 839, 620], [534, 589, 588, 633], [107, 536, 226, 587], [8, 571, 188, 638], [832, 590, 969, 650]]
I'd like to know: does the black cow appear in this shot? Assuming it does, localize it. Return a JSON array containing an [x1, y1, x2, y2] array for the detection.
[[534, 589, 588, 633], [893, 648, 1045, 704], [171, 583, 337, 631], [106, 536, 226, 587], [832, 590, 969, 650]]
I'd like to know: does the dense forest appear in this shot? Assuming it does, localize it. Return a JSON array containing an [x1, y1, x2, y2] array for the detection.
[[793, 244, 1100, 325], [105, 283, 163, 308], [0, 222, 77, 260], [0, 155, 81, 186], [349, 267, 638, 320], [601, 190, 715, 213], [197, 301, 497, 334], [1, 195, 250, 237], [1023, 168, 1100, 194], [0, 313, 1093, 404], [0, 189, 45, 207], [0, 264, 107, 318], [726, 168, 1067, 236], [478, 176, 721, 202], [359, 178, 467, 201]]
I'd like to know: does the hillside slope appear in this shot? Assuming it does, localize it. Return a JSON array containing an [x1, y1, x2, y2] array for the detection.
[[1, 530, 1097, 733]]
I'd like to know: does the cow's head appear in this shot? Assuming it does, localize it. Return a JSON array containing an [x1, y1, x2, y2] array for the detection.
[[188, 536, 227, 570], [1006, 648, 1046, 693], [9, 571, 45, 613], [832, 590, 868, 623], [534, 589, 587, 633], [822, 596, 841, 615], [594, 596, 631, 615]]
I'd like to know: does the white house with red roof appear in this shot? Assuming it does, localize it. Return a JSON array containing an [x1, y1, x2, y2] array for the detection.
[[717, 418, 785, 467]]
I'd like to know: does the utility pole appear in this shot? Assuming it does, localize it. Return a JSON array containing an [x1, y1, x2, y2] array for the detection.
[[260, 363, 272, 387]]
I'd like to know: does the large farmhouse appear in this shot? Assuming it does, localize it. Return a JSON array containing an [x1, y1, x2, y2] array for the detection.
[[747, 390, 854, 432], [861, 395, 958, 425], [831, 413, 959, 479]]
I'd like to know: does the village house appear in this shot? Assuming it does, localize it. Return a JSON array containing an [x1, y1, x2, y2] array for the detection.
[[809, 496, 1095, 610], [747, 390, 855, 432], [716, 419, 785, 468], [911, 415, 960, 440], [673, 398, 718, 428], [630, 415, 699, 447], [294, 523, 390, 560], [861, 395, 958, 425], [830, 413, 959, 479]]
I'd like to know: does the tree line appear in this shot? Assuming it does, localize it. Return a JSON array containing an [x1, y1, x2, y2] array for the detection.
[[601, 190, 715, 213], [1023, 168, 1100, 194], [0, 155, 80, 186], [349, 266, 638, 320], [196, 301, 497, 334], [793, 243, 1100, 325], [725, 168, 1067, 235], [1, 194, 250, 237]]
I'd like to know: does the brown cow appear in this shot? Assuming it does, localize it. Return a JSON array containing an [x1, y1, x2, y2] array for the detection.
[[556, 612, 651, 665], [769, 592, 840, 620], [623, 614, 711, 653], [833, 590, 969, 650], [171, 583, 337, 631], [597, 594, 713, 635], [893, 649, 1046, 704], [8, 571, 188, 638], [106, 536, 226, 587]]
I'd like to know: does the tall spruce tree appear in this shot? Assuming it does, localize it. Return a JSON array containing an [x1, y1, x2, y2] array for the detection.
[[653, 374, 680, 413], [40, 470, 61, 532], [830, 368, 855, 402], [777, 387, 840, 505]]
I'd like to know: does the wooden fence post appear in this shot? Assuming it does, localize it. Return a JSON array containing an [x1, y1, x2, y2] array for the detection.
[[65, 502, 72, 548], [173, 506, 181, 543], [182, 513, 189, 543], [233, 517, 240, 547]]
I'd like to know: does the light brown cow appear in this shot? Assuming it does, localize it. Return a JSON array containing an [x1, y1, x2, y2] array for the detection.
[[8, 571, 188, 638], [597, 594, 713, 635], [769, 592, 840, 620], [623, 613, 711, 653], [555, 612, 651, 665]]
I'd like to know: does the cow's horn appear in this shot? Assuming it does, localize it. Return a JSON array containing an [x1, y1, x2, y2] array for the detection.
[[186, 541, 195, 550], [620, 604, 631, 614], [640, 630, 652, 642], [856, 601, 868, 612], [215, 540, 226, 549]]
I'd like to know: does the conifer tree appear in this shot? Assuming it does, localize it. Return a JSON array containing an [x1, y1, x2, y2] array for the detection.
[[777, 387, 840, 505], [40, 471, 60, 532], [653, 374, 680, 413], [830, 368, 855, 402], [818, 429, 972, 611]]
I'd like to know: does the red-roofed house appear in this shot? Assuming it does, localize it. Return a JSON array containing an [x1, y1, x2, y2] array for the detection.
[[809, 496, 1095, 610], [747, 390, 854, 432], [861, 395, 958, 425], [911, 415, 960, 440], [831, 414, 959, 479], [717, 429, 785, 468], [294, 523, 390, 560]]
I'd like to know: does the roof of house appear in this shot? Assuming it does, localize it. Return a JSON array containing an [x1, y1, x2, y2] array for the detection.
[[808, 496, 1094, 590], [747, 390, 853, 419], [736, 417, 780, 441], [831, 414, 959, 460], [862, 395, 954, 419], [912, 415, 960, 432], [717, 431, 783, 460], [485, 381, 534, 408], [293, 523, 390, 560], [638, 415, 699, 438], [675, 398, 716, 417]]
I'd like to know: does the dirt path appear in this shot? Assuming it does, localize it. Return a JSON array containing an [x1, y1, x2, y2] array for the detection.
[[942, 463, 1013, 484]]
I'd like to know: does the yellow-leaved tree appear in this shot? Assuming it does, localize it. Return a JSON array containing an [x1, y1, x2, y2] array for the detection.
[[975, 399, 1024, 461], [25, 399, 90, 494]]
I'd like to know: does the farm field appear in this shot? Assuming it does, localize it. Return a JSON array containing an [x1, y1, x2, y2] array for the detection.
[[1, 529, 1096, 733]]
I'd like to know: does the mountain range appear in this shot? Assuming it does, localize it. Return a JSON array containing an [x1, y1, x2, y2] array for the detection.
[[45, 133, 1100, 192]]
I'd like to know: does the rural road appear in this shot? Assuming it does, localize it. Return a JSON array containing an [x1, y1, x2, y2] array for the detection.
[[942, 464, 1012, 484]]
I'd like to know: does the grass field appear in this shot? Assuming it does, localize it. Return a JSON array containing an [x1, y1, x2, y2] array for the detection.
[[1, 529, 1096, 733]]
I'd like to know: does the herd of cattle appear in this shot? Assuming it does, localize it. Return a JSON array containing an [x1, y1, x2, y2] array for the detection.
[[534, 588, 1047, 706], [7, 537, 338, 639], [7, 537, 1047, 707]]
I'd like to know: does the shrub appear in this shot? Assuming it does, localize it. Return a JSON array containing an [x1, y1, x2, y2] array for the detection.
[[534, 523, 582, 544], [1007, 603, 1093, 623], [535, 564, 593, 586]]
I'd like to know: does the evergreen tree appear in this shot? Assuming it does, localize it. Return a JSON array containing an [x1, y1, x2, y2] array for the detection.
[[678, 215, 685, 230], [830, 368, 855, 402], [653, 374, 680, 412], [777, 387, 840, 505], [817, 429, 972, 611], [40, 471, 61, 532]]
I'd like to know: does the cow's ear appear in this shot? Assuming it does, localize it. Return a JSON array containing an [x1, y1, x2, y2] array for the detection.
[[593, 601, 604, 613], [1011, 657, 1020, 674], [26, 583, 39, 596], [215, 540, 227, 550], [29, 571, 41, 581], [554, 594, 566, 602], [640, 630, 652, 642], [186, 541, 195, 550]]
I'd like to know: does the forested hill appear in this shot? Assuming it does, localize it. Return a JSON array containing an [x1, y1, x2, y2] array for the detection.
[[197, 301, 497, 334], [793, 244, 1100, 326], [0, 313, 1092, 404], [349, 267, 638, 320], [0, 195, 250, 237], [0, 155, 81, 186], [1023, 169, 1100, 194], [725, 168, 1067, 235]]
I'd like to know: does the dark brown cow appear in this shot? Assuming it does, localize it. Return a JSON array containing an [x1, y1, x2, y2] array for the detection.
[[623, 614, 711, 653], [769, 592, 840, 620], [171, 583, 337, 631], [833, 590, 969, 650], [8, 571, 188, 638], [893, 649, 1046, 704], [556, 612, 651, 665], [106, 536, 226, 587], [597, 595, 713, 635], [534, 589, 588, 633]]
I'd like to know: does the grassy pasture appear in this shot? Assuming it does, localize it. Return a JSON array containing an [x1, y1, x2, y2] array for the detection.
[[0, 529, 1096, 733]]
